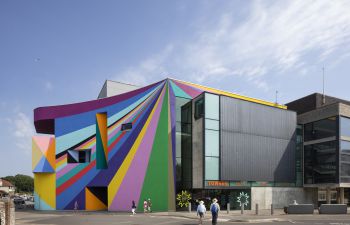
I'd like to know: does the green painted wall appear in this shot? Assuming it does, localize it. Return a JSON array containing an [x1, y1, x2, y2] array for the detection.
[[138, 87, 169, 211]]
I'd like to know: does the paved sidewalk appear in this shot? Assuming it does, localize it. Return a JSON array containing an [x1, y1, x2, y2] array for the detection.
[[152, 208, 350, 223]]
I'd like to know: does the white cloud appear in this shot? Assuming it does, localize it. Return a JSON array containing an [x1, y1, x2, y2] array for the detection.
[[7, 112, 34, 154], [114, 0, 350, 91]]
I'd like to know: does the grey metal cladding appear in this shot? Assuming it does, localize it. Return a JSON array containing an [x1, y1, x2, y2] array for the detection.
[[220, 96, 297, 182]]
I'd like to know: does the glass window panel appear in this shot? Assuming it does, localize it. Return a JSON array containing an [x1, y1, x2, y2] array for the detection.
[[303, 141, 337, 184], [194, 98, 204, 119], [176, 97, 191, 122], [341, 116, 350, 137], [205, 119, 219, 130], [205, 157, 219, 180], [341, 163, 350, 177], [205, 93, 219, 120], [205, 129, 219, 157], [304, 117, 337, 142], [341, 154, 350, 163], [176, 132, 181, 158], [341, 141, 350, 154], [176, 158, 182, 182]]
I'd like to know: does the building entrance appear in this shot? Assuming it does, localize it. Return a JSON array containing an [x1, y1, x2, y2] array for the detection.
[[191, 189, 251, 210]]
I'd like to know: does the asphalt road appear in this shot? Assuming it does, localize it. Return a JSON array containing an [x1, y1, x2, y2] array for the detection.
[[15, 211, 350, 225]]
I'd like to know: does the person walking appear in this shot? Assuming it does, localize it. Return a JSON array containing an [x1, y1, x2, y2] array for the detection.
[[74, 200, 79, 213], [196, 200, 206, 225], [147, 198, 152, 212], [210, 198, 220, 225], [131, 200, 137, 215], [143, 199, 148, 213]]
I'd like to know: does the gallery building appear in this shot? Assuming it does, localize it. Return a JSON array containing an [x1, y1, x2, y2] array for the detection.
[[33, 78, 341, 211], [287, 93, 350, 206]]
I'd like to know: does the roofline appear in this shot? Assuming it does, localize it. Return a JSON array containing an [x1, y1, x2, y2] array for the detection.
[[169, 77, 287, 109], [105, 79, 140, 87]]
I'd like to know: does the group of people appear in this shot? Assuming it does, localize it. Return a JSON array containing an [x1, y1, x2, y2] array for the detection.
[[196, 198, 220, 225], [131, 198, 152, 215]]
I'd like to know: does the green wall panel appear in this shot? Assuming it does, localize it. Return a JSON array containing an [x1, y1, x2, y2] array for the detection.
[[138, 87, 169, 211]]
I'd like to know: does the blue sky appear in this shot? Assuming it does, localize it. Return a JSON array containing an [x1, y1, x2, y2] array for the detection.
[[1, 0, 350, 177]]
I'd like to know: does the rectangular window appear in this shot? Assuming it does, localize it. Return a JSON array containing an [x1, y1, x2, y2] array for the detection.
[[67, 149, 91, 163], [121, 122, 132, 131], [304, 141, 337, 184], [318, 191, 326, 201], [205, 119, 219, 130], [205, 93, 219, 120], [205, 129, 219, 157], [341, 141, 350, 154], [341, 116, 350, 137], [205, 157, 219, 180], [194, 98, 204, 120], [304, 117, 337, 142]]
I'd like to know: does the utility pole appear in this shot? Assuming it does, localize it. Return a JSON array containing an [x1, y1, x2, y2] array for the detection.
[[275, 90, 279, 104]]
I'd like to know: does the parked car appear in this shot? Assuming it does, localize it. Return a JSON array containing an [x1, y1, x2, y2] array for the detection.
[[13, 197, 25, 205]]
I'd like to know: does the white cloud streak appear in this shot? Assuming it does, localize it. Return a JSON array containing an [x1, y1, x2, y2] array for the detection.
[[7, 112, 34, 154], [114, 0, 350, 91]]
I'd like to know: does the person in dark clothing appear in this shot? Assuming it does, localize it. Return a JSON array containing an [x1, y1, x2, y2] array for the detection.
[[210, 198, 220, 225], [131, 200, 137, 215]]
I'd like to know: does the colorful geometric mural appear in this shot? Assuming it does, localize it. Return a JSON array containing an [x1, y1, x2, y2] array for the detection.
[[32, 136, 55, 173], [33, 78, 285, 211]]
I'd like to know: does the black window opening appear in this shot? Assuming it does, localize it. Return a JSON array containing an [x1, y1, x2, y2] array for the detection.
[[194, 98, 204, 120], [121, 122, 133, 131], [67, 149, 91, 163]]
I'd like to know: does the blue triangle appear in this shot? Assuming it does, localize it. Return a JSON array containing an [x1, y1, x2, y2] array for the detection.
[[42, 158, 55, 172], [169, 80, 192, 99], [33, 157, 54, 173]]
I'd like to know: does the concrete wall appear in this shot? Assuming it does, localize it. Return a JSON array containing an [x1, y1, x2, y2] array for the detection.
[[97, 80, 139, 99], [192, 95, 204, 189], [251, 187, 317, 209]]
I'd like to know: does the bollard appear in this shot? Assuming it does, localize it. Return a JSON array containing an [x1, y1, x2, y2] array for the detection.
[[241, 204, 244, 215], [188, 202, 191, 213], [255, 203, 259, 215], [271, 204, 274, 215], [227, 203, 230, 214]]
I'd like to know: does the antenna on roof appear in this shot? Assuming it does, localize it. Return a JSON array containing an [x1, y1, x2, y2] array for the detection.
[[322, 66, 326, 105]]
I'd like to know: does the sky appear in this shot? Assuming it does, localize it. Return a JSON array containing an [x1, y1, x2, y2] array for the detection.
[[1, 0, 350, 177]]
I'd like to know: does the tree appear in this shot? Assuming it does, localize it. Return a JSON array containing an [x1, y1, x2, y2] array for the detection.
[[2, 174, 34, 193]]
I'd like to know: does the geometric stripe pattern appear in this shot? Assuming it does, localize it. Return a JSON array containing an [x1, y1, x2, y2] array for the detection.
[[33, 78, 286, 211]]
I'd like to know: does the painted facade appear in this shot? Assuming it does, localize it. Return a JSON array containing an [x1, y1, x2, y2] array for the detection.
[[33, 78, 285, 211]]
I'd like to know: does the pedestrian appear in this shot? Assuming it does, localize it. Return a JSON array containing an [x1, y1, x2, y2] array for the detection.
[[197, 200, 206, 225], [143, 199, 148, 213], [210, 198, 220, 225], [74, 200, 79, 213], [147, 198, 152, 212], [131, 200, 137, 215]]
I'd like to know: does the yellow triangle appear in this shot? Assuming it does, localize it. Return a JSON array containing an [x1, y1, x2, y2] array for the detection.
[[32, 139, 44, 171], [85, 188, 107, 211]]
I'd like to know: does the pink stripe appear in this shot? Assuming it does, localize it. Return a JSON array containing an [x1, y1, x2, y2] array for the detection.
[[109, 87, 166, 211], [56, 164, 78, 179], [172, 80, 203, 98]]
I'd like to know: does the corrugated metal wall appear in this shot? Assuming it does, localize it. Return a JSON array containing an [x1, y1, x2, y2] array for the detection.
[[220, 96, 297, 182]]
